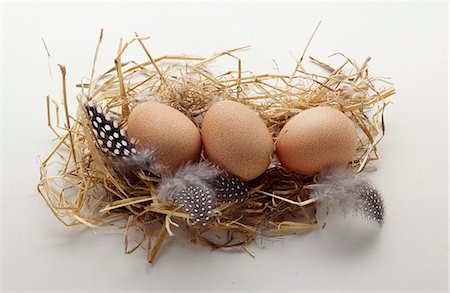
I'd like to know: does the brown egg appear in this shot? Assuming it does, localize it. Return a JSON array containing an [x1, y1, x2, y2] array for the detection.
[[201, 100, 273, 181], [127, 102, 202, 174], [276, 107, 358, 175]]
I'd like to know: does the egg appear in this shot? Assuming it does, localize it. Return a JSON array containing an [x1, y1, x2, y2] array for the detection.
[[276, 107, 358, 176], [127, 102, 202, 174], [201, 100, 273, 181]]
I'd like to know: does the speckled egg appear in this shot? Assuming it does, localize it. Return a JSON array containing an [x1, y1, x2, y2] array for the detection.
[[276, 107, 358, 176], [201, 100, 274, 181], [127, 102, 202, 174]]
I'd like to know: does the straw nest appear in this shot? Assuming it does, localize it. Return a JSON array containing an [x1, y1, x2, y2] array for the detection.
[[38, 28, 395, 263]]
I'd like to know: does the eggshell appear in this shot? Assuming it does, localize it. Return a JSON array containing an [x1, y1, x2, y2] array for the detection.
[[276, 107, 358, 175], [201, 100, 273, 181], [127, 102, 202, 174]]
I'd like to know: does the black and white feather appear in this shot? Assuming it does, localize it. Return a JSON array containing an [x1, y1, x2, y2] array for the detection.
[[85, 101, 158, 174], [157, 161, 220, 226], [311, 168, 385, 225], [174, 185, 214, 226], [86, 101, 136, 157], [213, 175, 248, 203], [156, 162, 252, 226]]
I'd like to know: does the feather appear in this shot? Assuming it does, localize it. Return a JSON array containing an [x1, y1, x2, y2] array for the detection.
[[85, 102, 136, 158], [213, 175, 249, 203], [85, 101, 158, 174], [358, 184, 384, 224], [311, 168, 385, 225], [157, 161, 220, 202], [175, 185, 214, 226], [157, 162, 252, 226], [114, 147, 159, 174]]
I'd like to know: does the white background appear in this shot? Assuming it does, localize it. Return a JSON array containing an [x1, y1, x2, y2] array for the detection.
[[1, 1, 448, 292]]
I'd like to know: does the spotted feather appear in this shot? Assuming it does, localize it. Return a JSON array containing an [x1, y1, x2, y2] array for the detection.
[[85, 102, 136, 158], [174, 185, 214, 226], [312, 167, 385, 225], [213, 175, 249, 203], [357, 183, 384, 224]]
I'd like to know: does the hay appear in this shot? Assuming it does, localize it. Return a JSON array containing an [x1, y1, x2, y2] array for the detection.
[[38, 28, 395, 263]]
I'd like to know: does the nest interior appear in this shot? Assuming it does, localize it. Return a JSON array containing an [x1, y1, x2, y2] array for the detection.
[[38, 29, 394, 263]]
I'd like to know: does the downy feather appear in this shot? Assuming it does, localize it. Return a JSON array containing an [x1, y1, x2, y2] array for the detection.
[[157, 161, 220, 202], [312, 168, 385, 225]]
